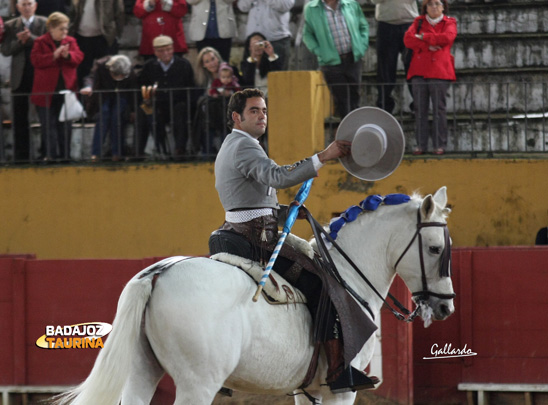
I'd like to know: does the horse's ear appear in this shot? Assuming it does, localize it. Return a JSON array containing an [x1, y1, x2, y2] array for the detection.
[[420, 195, 435, 221], [433, 186, 448, 208]]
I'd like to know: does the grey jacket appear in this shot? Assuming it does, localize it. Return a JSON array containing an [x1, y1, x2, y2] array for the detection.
[[1, 15, 47, 90], [215, 131, 317, 212], [187, 0, 237, 42], [69, 0, 125, 46]]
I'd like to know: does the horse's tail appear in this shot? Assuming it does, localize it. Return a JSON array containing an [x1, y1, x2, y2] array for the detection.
[[54, 257, 186, 405]]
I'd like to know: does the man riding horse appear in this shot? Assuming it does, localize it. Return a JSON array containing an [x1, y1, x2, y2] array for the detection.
[[209, 88, 379, 393]]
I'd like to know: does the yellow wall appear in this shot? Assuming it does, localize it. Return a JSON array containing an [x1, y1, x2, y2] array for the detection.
[[1, 72, 547, 259]]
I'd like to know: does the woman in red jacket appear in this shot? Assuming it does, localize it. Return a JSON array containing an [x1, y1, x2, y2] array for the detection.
[[133, 0, 188, 59], [404, 0, 456, 155], [31, 12, 83, 162]]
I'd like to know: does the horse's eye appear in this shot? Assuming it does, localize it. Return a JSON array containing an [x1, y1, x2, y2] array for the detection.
[[429, 246, 442, 255]]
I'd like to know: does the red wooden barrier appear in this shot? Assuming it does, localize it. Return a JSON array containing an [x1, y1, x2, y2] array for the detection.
[[375, 277, 414, 404], [2, 247, 547, 404], [0, 256, 175, 403], [413, 247, 548, 403]]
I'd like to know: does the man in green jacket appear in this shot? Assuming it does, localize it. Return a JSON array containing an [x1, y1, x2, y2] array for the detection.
[[303, 0, 369, 118]]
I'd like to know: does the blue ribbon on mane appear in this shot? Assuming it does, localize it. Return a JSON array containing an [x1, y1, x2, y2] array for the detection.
[[327, 194, 411, 242]]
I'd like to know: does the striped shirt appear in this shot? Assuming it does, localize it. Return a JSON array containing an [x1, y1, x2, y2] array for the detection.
[[322, 0, 352, 55]]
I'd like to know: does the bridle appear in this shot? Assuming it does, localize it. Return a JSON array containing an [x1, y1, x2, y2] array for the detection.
[[304, 204, 455, 323], [394, 209, 456, 302]]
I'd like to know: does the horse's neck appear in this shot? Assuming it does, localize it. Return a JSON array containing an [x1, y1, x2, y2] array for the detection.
[[329, 210, 403, 315]]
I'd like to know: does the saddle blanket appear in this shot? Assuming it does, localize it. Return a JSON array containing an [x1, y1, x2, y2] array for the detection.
[[210, 252, 307, 305]]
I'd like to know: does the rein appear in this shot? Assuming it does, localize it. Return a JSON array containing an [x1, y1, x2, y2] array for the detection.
[[304, 207, 416, 322], [303, 203, 454, 323]]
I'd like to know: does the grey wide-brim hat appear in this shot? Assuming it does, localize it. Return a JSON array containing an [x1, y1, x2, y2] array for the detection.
[[336, 107, 405, 181]]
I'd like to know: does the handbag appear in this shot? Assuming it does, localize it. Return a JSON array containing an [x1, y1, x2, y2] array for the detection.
[[404, 18, 424, 63], [59, 90, 87, 122]]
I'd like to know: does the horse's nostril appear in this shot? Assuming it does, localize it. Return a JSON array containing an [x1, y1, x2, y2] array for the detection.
[[440, 304, 451, 317]]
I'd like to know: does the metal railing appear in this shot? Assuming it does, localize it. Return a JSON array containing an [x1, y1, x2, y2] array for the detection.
[[0, 79, 546, 165], [0, 86, 248, 164], [323, 80, 548, 155]]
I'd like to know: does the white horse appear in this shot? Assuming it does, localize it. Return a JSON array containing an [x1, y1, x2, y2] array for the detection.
[[56, 186, 455, 405]]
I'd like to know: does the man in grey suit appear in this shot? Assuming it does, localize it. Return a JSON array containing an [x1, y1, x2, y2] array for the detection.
[[1, 0, 47, 161], [213, 88, 349, 215], [210, 88, 379, 393]]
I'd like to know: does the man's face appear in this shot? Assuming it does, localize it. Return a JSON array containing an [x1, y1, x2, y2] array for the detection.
[[233, 97, 267, 139], [154, 44, 174, 64], [17, 0, 36, 20]]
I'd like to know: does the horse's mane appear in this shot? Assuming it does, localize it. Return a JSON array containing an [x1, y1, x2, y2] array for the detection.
[[315, 191, 449, 247]]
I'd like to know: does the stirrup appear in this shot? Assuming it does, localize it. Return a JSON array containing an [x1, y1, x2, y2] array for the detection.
[[218, 387, 233, 397], [328, 366, 379, 394]]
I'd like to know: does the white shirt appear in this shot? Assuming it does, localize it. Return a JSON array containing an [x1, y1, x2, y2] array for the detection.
[[77, 0, 102, 37]]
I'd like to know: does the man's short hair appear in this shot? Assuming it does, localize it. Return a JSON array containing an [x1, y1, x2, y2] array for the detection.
[[106, 55, 132, 77], [227, 88, 265, 129]]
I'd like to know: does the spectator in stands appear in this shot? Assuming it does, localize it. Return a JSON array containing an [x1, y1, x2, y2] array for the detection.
[[237, 0, 293, 70], [35, 0, 70, 16], [195, 46, 223, 89], [372, 0, 418, 114], [404, 0, 456, 155], [31, 11, 83, 162], [193, 46, 240, 157], [133, 0, 188, 60], [240, 32, 281, 97], [209, 62, 240, 98], [187, 0, 237, 63], [137, 35, 195, 160], [69, 0, 125, 87], [204, 62, 240, 153], [1, 0, 47, 162], [303, 0, 369, 118], [81, 55, 138, 162]]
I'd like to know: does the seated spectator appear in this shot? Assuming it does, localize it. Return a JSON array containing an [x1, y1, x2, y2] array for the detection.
[[137, 35, 195, 160], [187, 0, 237, 63], [81, 55, 138, 162], [195, 46, 224, 88], [30, 11, 83, 162], [240, 32, 281, 97], [1, 0, 46, 163], [193, 46, 240, 157], [209, 62, 240, 98], [204, 62, 240, 154], [133, 0, 188, 60]]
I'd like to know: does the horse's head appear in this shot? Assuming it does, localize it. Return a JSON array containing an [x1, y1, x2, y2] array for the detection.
[[393, 186, 455, 324]]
